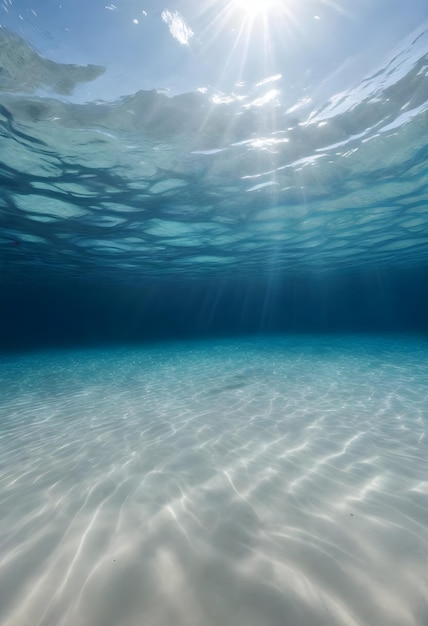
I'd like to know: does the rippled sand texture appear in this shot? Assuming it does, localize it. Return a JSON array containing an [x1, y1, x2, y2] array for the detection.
[[1, 336, 427, 626]]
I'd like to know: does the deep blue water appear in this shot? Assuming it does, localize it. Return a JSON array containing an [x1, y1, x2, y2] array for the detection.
[[1, 4, 428, 625], [1, 23, 428, 346]]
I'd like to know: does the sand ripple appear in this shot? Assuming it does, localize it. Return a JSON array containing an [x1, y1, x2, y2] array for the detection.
[[0, 336, 427, 626]]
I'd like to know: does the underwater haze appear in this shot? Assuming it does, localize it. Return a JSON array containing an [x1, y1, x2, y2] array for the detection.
[[1, 1, 428, 625]]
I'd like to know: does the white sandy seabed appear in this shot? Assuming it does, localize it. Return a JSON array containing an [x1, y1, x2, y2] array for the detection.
[[0, 335, 427, 626]]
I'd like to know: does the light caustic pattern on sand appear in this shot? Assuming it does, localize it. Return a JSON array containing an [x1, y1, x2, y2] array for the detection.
[[0, 337, 427, 626]]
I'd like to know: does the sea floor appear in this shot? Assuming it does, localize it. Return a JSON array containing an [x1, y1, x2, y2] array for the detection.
[[0, 335, 427, 626]]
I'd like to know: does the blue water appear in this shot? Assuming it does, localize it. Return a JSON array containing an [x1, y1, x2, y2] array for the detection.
[[1, 26, 428, 286], [1, 3, 428, 625]]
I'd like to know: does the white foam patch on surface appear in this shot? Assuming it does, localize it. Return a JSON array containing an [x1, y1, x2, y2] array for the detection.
[[0, 336, 427, 626]]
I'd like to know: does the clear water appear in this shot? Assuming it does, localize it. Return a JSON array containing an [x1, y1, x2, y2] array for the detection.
[[0, 23, 428, 284], [1, 337, 427, 626], [1, 3, 428, 625]]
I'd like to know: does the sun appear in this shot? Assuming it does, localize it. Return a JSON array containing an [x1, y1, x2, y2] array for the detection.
[[193, 0, 298, 91], [231, 0, 282, 18]]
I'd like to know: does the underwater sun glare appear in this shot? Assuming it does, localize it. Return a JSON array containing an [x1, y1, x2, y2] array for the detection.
[[231, 0, 282, 18]]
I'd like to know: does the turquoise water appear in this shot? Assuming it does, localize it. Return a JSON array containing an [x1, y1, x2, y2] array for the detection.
[[1, 26, 428, 284], [0, 337, 427, 626], [1, 3, 428, 626]]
